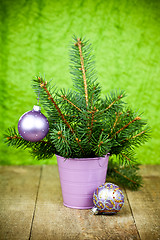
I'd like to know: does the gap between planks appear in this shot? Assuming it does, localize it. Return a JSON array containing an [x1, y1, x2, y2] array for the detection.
[[29, 166, 43, 240]]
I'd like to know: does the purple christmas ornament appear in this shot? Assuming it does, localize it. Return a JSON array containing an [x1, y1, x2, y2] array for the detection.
[[92, 183, 124, 215], [18, 105, 49, 142]]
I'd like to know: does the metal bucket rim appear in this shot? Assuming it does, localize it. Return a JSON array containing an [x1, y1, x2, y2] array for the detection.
[[55, 153, 110, 161]]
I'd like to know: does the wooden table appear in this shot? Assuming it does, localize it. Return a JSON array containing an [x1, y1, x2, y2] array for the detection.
[[0, 165, 159, 240]]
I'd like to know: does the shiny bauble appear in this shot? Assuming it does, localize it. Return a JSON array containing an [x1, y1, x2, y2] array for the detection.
[[18, 105, 49, 142], [92, 182, 124, 214]]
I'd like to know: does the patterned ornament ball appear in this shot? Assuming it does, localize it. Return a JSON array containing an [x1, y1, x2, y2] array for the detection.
[[18, 105, 49, 142], [92, 183, 124, 215]]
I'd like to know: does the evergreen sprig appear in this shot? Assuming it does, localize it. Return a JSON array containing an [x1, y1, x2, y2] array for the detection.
[[4, 36, 150, 189], [4, 128, 56, 160], [107, 158, 142, 190]]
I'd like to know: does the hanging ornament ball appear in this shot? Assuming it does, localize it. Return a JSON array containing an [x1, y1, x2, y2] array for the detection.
[[92, 183, 124, 215], [18, 105, 49, 142]]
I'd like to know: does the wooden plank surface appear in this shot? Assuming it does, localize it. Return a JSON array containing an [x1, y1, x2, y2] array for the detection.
[[0, 166, 41, 240], [0, 165, 160, 240], [126, 165, 160, 240], [30, 165, 139, 240]]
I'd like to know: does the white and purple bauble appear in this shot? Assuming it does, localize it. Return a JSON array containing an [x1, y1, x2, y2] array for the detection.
[[18, 105, 49, 142], [92, 182, 124, 215]]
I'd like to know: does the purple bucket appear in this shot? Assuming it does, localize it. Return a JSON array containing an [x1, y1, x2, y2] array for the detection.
[[56, 154, 109, 209]]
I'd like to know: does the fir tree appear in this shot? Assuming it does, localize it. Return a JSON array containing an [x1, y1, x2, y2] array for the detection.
[[4, 36, 150, 190]]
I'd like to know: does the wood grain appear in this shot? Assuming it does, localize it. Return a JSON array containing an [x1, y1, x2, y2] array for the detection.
[[126, 165, 160, 240], [139, 165, 160, 177], [0, 165, 159, 240], [0, 166, 41, 240]]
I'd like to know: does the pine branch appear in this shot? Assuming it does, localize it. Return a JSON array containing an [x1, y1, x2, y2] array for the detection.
[[91, 86, 96, 110], [111, 112, 122, 133], [31, 142, 55, 160], [75, 38, 89, 108], [4, 128, 56, 160], [113, 169, 139, 185], [36, 77, 84, 153], [107, 159, 142, 190], [120, 153, 131, 162], [98, 93, 124, 115], [131, 131, 145, 139], [71, 37, 101, 110], [50, 123, 84, 158], [51, 129, 72, 157], [91, 131, 112, 156], [124, 130, 145, 142], [119, 128, 150, 151], [110, 116, 141, 139], [106, 94, 124, 111], [39, 78, 74, 134], [61, 94, 82, 112], [88, 110, 96, 140], [7, 135, 22, 140], [7, 135, 50, 145]]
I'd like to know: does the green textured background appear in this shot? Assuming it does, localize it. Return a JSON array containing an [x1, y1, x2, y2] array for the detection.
[[0, 0, 159, 165]]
